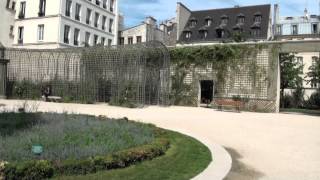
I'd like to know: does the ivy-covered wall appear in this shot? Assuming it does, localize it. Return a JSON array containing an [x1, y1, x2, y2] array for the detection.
[[169, 44, 280, 112]]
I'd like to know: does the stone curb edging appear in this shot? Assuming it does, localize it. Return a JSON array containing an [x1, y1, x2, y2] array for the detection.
[[166, 128, 232, 180]]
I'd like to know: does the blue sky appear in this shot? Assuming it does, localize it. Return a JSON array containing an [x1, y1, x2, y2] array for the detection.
[[120, 0, 320, 27]]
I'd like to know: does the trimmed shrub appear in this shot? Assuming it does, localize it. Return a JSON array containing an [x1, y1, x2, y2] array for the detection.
[[2, 137, 170, 180]]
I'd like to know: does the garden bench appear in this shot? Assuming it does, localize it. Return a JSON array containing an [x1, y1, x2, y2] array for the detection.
[[212, 99, 245, 112], [46, 96, 62, 102]]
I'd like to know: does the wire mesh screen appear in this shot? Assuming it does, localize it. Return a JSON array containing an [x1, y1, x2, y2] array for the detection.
[[4, 41, 170, 106]]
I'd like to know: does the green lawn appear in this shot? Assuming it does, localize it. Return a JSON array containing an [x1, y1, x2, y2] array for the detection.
[[56, 131, 212, 180], [281, 108, 320, 116]]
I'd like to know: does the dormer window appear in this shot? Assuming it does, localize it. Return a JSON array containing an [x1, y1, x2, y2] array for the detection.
[[189, 17, 197, 27], [254, 12, 262, 23], [221, 15, 228, 25], [184, 31, 192, 39], [205, 16, 212, 27], [237, 13, 245, 24], [199, 27, 208, 39]]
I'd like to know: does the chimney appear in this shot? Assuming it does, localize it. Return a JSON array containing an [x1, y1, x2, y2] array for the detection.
[[145, 16, 157, 28], [273, 4, 279, 38], [159, 23, 168, 33]]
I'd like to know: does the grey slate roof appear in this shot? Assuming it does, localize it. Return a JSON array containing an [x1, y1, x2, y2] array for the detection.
[[178, 4, 271, 43]]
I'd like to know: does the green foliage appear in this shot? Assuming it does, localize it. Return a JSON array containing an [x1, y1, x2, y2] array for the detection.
[[280, 53, 304, 89], [306, 57, 320, 86], [109, 81, 138, 108], [2, 138, 170, 179], [281, 88, 305, 109], [3, 160, 54, 180], [0, 114, 155, 162], [304, 89, 320, 109]]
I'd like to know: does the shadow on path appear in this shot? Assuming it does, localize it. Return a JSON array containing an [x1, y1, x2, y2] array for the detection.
[[224, 147, 264, 180]]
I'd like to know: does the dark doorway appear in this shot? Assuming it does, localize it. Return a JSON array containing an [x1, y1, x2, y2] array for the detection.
[[200, 80, 214, 104]]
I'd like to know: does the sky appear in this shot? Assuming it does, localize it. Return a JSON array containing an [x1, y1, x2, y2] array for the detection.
[[120, 0, 320, 27]]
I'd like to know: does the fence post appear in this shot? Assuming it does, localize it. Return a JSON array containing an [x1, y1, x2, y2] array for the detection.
[[0, 43, 9, 99]]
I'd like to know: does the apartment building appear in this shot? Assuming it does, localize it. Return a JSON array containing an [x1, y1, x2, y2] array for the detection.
[[274, 5, 320, 93], [119, 16, 172, 46], [0, 0, 16, 47], [5, 0, 118, 49]]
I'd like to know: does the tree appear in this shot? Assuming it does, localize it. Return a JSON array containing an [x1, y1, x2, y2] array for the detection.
[[280, 53, 304, 108], [306, 57, 320, 88]]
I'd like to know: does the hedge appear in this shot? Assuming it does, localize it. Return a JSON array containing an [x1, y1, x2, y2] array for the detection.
[[0, 138, 170, 180]]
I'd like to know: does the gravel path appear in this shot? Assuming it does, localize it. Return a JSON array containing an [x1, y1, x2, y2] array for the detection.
[[1, 100, 320, 180]]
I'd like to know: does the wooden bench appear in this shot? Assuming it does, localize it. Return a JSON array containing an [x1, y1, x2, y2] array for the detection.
[[212, 99, 245, 112], [43, 96, 62, 102]]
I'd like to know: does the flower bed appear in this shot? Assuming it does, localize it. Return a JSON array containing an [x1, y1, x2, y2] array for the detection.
[[0, 113, 170, 179]]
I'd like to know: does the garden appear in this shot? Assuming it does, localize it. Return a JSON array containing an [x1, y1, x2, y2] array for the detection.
[[0, 109, 211, 180]]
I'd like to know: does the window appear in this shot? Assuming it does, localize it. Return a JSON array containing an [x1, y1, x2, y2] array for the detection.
[[136, 36, 142, 43], [312, 56, 318, 66], [216, 29, 224, 38], [102, 16, 106, 30], [292, 25, 298, 35], [109, 19, 114, 33], [65, 0, 72, 17], [74, 28, 80, 46], [190, 20, 197, 27], [128, 37, 133, 44], [94, 12, 99, 28], [103, 0, 107, 9], [205, 19, 212, 26], [85, 32, 90, 46], [96, 0, 100, 6], [296, 57, 303, 65], [6, 0, 10, 8], [86, 9, 92, 25], [254, 15, 262, 23], [11, 1, 15, 10], [18, 1, 26, 19], [237, 17, 245, 24], [93, 34, 98, 45], [252, 29, 261, 37], [199, 30, 208, 39], [75, 3, 81, 21], [64, 25, 70, 44], [119, 37, 124, 45], [38, 0, 46, 17], [101, 37, 105, 45], [17, 26, 24, 44], [185, 31, 192, 39], [37, 24, 44, 41], [110, 0, 114, 12], [108, 39, 112, 46], [276, 25, 282, 35], [9, 25, 14, 36], [312, 23, 318, 34]]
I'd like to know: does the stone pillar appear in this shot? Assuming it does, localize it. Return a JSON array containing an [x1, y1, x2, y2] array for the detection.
[[0, 43, 9, 99]]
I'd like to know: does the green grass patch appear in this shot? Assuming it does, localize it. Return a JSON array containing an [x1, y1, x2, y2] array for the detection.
[[57, 130, 212, 180]]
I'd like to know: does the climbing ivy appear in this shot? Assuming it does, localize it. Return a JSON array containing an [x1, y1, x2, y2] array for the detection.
[[169, 44, 276, 106]]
